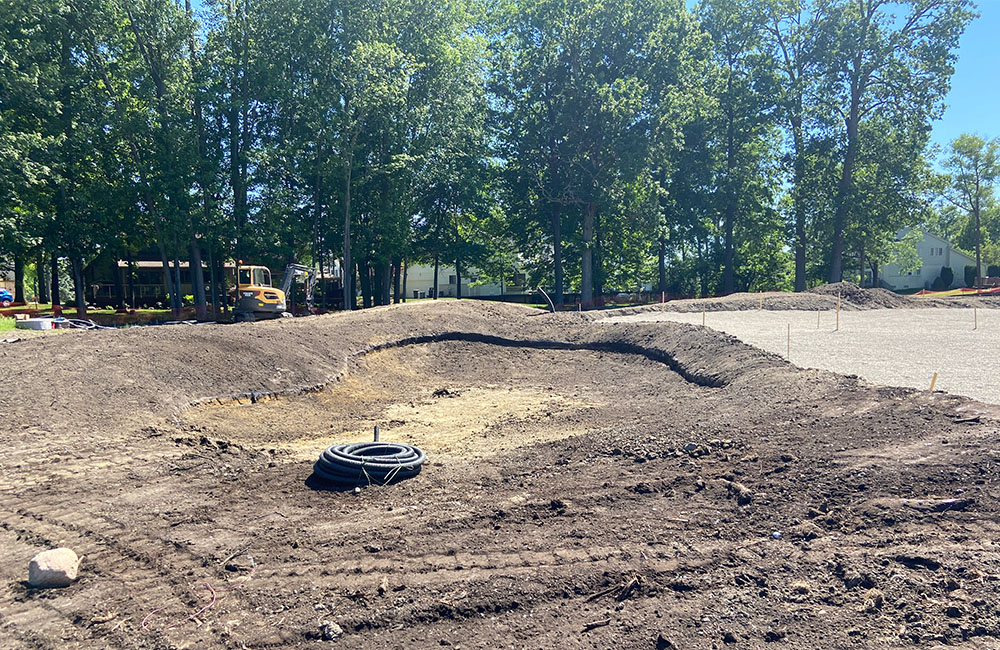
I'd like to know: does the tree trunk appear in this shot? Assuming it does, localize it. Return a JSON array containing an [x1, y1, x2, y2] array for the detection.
[[658, 237, 666, 294], [433, 254, 439, 299], [858, 240, 865, 287], [372, 260, 386, 306], [126, 249, 136, 308], [975, 207, 983, 288], [155, 235, 174, 310], [112, 253, 124, 309], [190, 235, 207, 319], [208, 244, 219, 320], [37, 249, 49, 303], [360, 260, 372, 308], [172, 253, 183, 317], [392, 256, 401, 304], [402, 260, 408, 302], [791, 115, 807, 292], [14, 253, 25, 303], [342, 165, 353, 310], [382, 259, 391, 305], [723, 106, 736, 295], [830, 87, 861, 283], [50, 251, 60, 306], [71, 256, 87, 317], [229, 78, 246, 267], [454, 216, 463, 300], [313, 171, 322, 282], [550, 203, 563, 305], [593, 212, 603, 300], [581, 201, 596, 306], [217, 254, 229, 316]]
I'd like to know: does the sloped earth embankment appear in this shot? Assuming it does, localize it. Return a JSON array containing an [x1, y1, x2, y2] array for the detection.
[[615, 282, 1000, 315], [0, 301, 998, 649]]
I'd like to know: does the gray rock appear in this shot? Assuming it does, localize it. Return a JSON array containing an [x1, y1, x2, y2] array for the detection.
[[28, 548, 80, 588], [320, 621, 344, 641]]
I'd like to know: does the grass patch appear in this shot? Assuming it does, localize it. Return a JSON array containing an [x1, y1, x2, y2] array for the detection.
[[0, 317, 15, 331]]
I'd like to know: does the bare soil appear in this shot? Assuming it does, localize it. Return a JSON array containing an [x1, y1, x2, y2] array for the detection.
[[2, 300, 1000, 649], [617, 282, 1000, 314]]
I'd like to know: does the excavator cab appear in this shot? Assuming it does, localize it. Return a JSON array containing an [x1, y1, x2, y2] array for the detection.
[[233, 262, 315, 322], [239, 266, 272, 288]]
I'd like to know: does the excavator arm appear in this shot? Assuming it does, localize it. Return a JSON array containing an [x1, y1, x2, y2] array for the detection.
[[280, 264, 316, 310]]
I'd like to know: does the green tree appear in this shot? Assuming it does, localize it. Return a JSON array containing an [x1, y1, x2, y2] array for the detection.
[[700, 0, 778, 295], [817, 0, 975, 282], [941, 134, 999, 288]]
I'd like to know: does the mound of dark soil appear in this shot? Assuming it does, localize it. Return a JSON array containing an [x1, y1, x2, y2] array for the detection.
[[807, 281, 910, 309]]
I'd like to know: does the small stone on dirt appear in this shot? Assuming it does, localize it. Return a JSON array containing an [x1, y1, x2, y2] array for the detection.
[[28, 547, 80, 588], [655, 634, 677, 649], [684, 443, 709, 457], [862, 589, 884, 612], [930, 498, 973, 512], [724, 480, 753, 505], [787, 522, 822, 541], [764, 628, 787, 642], [320, 621, 344, 641]]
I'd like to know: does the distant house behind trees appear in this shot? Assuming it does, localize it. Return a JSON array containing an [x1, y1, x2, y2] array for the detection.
[[878, 232, 988, 291]]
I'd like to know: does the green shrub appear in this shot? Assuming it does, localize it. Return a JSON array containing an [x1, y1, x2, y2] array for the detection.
[[965, 265, 977, 287], [939, 266, 954, 288], [931, 276, 947, 291], [988, 265, 1000, 278]]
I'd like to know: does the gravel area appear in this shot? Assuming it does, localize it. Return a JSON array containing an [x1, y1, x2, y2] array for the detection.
[[605, 307, 998, 405]]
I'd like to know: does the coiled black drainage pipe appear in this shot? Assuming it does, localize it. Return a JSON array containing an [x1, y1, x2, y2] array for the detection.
[[313, 442, 426, 487]]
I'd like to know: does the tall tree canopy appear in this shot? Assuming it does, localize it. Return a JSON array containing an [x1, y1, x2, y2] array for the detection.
[[0, 0, 977, 311]]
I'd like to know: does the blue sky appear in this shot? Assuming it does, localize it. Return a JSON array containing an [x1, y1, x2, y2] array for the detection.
[[930, 1, 998, 148]]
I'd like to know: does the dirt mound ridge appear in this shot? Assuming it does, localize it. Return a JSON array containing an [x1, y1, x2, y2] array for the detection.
[[807, 282, 909, 309]]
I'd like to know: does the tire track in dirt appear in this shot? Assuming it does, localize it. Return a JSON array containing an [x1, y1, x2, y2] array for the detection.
[[0, 490, 251, 649]]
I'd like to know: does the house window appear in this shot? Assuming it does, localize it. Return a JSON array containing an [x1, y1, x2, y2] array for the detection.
[[448, 275, 456, 284], [939, 248, 943, 255]]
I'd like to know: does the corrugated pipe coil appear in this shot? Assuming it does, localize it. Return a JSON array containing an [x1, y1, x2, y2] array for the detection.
[[313, 442, 426, 487]]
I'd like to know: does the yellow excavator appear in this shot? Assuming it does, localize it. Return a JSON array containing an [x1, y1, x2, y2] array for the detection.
[[234, 262, 316, 322]]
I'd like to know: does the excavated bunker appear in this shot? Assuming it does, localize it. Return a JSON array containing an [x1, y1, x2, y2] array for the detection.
[[180, 337, 717, 468]]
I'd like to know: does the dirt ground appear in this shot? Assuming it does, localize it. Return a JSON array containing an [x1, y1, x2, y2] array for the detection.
[[2, 297, 1000, 649], [620, 282, 1000, 313]]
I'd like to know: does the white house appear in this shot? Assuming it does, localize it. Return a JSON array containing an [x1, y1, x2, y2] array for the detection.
[[880, 231, 987, 291], [0, 266, 13, 293], [404, 264, 526, 299]]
